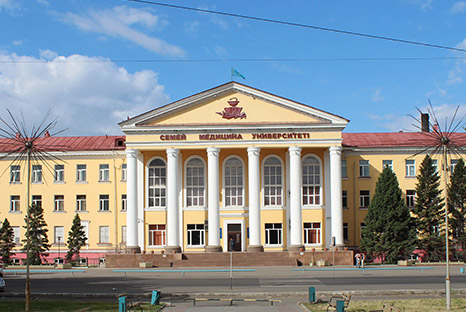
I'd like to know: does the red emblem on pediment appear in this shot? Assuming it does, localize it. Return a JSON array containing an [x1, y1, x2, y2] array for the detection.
[[216, 97, 247, 119]]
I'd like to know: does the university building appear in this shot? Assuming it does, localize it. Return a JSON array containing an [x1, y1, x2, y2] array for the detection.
[[0, 82, 463, 262]]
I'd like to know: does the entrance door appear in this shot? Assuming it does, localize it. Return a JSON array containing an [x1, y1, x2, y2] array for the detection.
[[227, 223, 242, 252]]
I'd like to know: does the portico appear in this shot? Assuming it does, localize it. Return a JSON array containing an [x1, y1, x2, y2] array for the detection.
[[120, 82, 348, 253]]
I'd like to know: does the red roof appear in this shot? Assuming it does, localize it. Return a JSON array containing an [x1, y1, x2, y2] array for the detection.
[[0, 135, 125, 153], [342, 132, 466, 148]]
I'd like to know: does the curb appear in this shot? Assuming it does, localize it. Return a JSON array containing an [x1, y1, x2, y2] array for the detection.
[[1, 289, 466, 300]]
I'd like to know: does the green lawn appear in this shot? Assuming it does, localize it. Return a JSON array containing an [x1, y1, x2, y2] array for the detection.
[[0, 300, 162, 312], [304, 298, 466, 312]]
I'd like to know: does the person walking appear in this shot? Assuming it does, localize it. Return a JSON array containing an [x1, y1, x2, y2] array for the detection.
[[355, 253, 361, 268]]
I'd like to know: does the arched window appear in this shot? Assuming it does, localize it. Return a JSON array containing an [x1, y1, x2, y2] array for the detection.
[[263, 156, 283, 206], [224, 157, 243, 207], [186, 158, 205, 207], [148, 158, 166, 208], [302, 156, 321, 205]]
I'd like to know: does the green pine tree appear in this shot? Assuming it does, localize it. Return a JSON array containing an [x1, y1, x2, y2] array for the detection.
[[448, 158, 466, 260], [360, 166, 417, 263], [66, 214, 87, 262], [0, 218, 16, 266], [413, 155, 445, 262], [22, 203, 51, 265]]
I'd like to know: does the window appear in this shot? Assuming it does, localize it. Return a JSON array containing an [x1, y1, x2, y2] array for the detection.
[[360, 223, 366, 238], [10, 165, 20, 183], [451, 159, 458, 173], [99, 164, 110, 181], [54, 226, 64, 244], [263, 157, 282, 206], [76, 164, 87, 182], [121, 226, 127, 244], [121, 194, 127, 211], [383, 160, 393, 170], [186, 158, 205, 207], [99, 194, 109, 211], [341, 160, 347, 178], [10, 195, 20, 212], [76, 195, 86, 212], [432, 159, 438, 172], [359, 190, 370, 208], [406, 159, 415, 177], [148, 224, 166, 246], [32, 195, 42, 208], [302, 156, 321, 205], [406, 190, 416, 208], [13, 227, 20, 245], [121, 163, 127, 181], [359, 160, 369, 177], [343, 223, 349, 241], [342, 190, 348, 209], [32, 165, 42, 183], [304, 222, 321, 244], [54, 164, 64, 182], [81, 221, 89, 245], [148, 159, 166, 208], [54, 195, 64, 211], [187, 224, 205, 246], [99, 226, 110, 243], [224, 157, 243, 207], [265, 223, 282, 245]]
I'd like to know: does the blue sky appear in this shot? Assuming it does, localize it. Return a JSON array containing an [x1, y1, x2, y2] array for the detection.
[[0, 0, 465, 136]]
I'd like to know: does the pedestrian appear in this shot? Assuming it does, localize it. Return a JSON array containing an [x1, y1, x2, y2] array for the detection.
[[355, 253, 361, 268], [360, 253, 365, 268]]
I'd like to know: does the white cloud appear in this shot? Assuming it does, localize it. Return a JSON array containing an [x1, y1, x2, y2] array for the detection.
[[371, 103, 466, 132], [0, 0, 19, 11], [404, 0, 433, 11], [61, 6, 185, 57], [0, 51, 170, 136], [371, 89, 385, 102], [450, 2, 466, 14], [184, 20, 200, 35], [447, 69, 463, 84]]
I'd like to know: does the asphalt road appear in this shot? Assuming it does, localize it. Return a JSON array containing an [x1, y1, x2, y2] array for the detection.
[[3, 265, 466, 297]]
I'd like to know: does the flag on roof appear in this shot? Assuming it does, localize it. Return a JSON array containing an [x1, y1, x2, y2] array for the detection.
[[231, 67, 245, 80]]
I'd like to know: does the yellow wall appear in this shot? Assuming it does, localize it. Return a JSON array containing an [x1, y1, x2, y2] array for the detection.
[[0, 153, 127, 253]]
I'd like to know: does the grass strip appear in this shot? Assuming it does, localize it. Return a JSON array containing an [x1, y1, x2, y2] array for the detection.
[[304, 298, 466, 312]]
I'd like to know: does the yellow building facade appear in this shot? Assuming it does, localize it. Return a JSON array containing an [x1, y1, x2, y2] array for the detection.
[[0, 82, 464, 262]]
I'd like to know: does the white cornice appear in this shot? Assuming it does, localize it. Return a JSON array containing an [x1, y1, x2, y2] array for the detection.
[[342, 146, 438, 155], [126, 138, 343, 148], [0, 150, 126, 159], [119, 82, 348, 131]]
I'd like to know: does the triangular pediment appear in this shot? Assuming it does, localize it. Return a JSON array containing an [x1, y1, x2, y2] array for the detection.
[[119, 82, 348, 131]]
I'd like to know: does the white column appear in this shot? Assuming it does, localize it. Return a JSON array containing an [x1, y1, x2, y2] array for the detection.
[[247, 146, 263, 252], [330, 146, 344, 246], [289, 146, 304, 251], [207, 147, 222, 252], [126, 149, 140, 252], [166, 148, 181, 253]]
